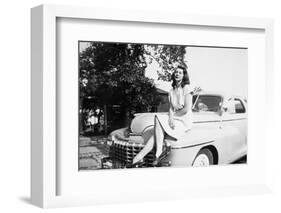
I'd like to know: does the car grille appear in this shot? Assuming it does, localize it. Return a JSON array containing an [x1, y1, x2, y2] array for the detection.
[[109, 140, 155, 166]]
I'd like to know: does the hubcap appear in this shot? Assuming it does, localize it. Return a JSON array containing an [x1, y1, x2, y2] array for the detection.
[[193, 154, 210, 167]]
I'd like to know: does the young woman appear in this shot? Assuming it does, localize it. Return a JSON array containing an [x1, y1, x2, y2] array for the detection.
[[132, 65, 193, 166]]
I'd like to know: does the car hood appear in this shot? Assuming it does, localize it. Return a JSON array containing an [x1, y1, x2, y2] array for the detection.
[[130, 112, 221, 134]]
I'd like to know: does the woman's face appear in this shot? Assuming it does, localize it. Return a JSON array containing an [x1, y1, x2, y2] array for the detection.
[[174, 68, 184, 82]]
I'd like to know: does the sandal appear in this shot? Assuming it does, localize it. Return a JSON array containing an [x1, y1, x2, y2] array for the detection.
[[128, 158, 145, 168], [152, 143, 171, 166], [152, 151, 167, 166]]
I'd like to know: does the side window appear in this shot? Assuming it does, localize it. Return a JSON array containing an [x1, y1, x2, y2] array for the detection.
[[192, 95, 222, 112], [233, 99, 246, 113]]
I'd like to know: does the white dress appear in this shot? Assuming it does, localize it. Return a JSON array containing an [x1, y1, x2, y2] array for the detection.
[[155, 85, 193, 140]]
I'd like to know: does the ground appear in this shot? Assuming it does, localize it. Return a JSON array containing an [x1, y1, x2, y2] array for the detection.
[[79, 136, 110, 170], [79, 135, 246, 170]]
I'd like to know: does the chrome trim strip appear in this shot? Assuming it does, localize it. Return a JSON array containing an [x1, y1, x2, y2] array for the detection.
[[193, 120, 220, 124], [222, 118, 247, 122], [141, 125, 154, 134], [171, 140, 214, 149], [193, 117, 246, 124]]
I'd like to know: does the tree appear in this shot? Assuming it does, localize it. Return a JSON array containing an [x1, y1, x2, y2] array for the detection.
[[144, 45, 187, 81], [79, 42, 161, 132]]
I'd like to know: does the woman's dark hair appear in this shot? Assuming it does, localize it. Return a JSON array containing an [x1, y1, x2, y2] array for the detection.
[[171, 65, 190, 89]]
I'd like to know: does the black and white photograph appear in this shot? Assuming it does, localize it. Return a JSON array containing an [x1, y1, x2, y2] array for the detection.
[[78, 41, 248, 170]]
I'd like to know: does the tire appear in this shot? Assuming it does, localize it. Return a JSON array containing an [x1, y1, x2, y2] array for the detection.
[[192, 148, 214, 167]]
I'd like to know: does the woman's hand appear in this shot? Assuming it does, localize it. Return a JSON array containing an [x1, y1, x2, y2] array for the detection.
[[168, 115, 175, 129], [173, 104, 184, 111], [191, 86, 202, 95]]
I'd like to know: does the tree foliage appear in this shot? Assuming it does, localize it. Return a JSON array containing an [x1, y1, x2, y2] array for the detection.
[[79, 42, 161, 117], [144, 45, 187, 81]]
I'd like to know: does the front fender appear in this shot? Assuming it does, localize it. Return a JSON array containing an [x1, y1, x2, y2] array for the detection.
[[166, 126, 221, 166], [109, 127, 129, 141], [130, 113, 168, 134], [168, 125, 221, 148]]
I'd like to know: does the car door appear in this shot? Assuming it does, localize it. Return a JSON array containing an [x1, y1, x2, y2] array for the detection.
[[220, 97, 247, 162]]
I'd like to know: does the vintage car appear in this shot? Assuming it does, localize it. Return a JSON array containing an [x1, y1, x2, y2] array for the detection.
[[102, 91, 247, 168]]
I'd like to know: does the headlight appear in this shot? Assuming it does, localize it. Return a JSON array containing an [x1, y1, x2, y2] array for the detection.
[[107, 134, 114, 141]]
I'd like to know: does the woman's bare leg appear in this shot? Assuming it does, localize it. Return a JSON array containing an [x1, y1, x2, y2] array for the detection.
[[132, 135, 154, 164], [132, 116, 165, 164], [154, 115, 165, 158]]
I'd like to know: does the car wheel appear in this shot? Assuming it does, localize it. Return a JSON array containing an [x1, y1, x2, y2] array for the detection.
[[192, 148, 214, 167]]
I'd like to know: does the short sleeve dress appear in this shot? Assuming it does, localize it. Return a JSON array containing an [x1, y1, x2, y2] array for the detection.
[[155, 85, 193, 140]]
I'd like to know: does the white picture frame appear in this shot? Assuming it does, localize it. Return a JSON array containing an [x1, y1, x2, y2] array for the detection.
[[31, 4, 274, 208]]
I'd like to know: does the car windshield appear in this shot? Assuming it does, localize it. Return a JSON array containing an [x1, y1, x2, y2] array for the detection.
[[192, 95, 222, 112]]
